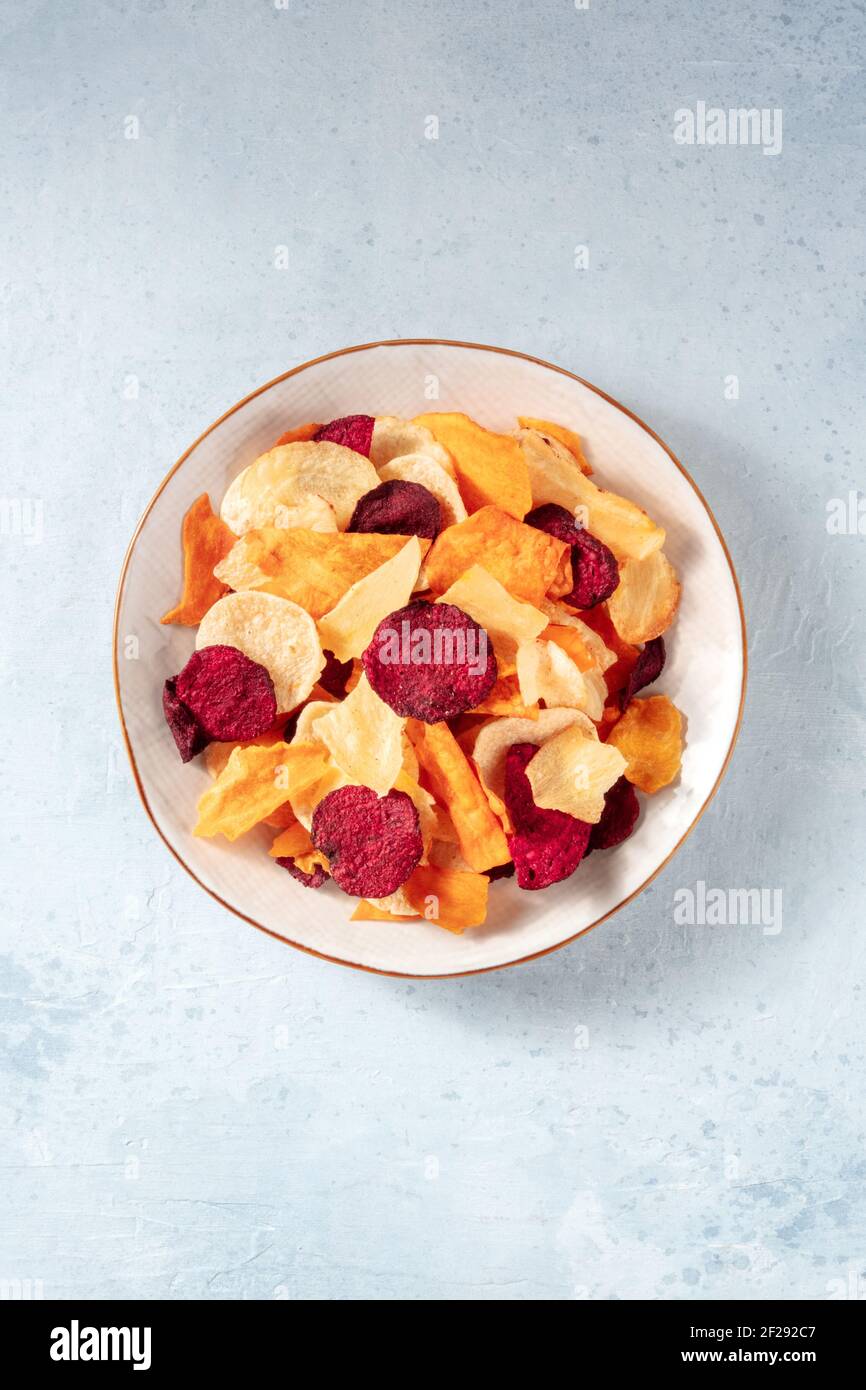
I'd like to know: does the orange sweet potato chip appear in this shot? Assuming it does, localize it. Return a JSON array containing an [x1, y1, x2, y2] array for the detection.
[[578, 604, 639, 696], [215, 528, 430, 620], [517, 417, 592, 474], [160, 494, 236, 626], [606, 695, 683, 793], [263, 801, 299, 831], [470, 673, 539, 719], [403, 864, 489, 934], [424, 507, 568, 607], [407, 719, 510, 872], [194, 741, 330, 841], [351, 900, 421, 921], [203, 716, 296, 780], [268, 819, 329, 874], [413, 412, 532, 519], [273, 421, 322, 447], [543, 623, 598, 673]]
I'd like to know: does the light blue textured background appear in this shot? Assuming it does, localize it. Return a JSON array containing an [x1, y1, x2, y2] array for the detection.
[[2, 0, 865, 1301]]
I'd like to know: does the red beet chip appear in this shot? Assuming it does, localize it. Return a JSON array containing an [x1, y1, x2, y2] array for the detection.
[[524, 502, 619, 608], [174, 644, 277, 742], [348, 480, 441, 540], [311, 786, 423, 898], [524, 502, 583, 546], [276, 856, 329, 890], [314, 414, 374, 456], [318, 649, 354, 700], [624, 636, 666, 704], [162, 677, 209, 763], [504, 743, 591, 891], [362, 600, 497, 722], [587, 776, 640, 853]]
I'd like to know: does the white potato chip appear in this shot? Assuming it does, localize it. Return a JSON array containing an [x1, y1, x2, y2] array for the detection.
[[271, 495, 337, 533], [607, 549, 681, 644], [370, 416, 457, 478], [196, 589, 323, 713], [471, 707, 597, 803], [436, 564, 547, 665], [539, 599, 617, 672], [526, 723, 627, 823], [313, 674, 405, 795], [516, 639, 606, 721], [515, 429, 665, 562], [378, 452, 468, 527], [317, 535, 422, 662], [220, 441, 379, 533]]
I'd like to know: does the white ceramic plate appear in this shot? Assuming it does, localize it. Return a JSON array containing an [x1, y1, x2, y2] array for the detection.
[[114, 340, 746, 978]]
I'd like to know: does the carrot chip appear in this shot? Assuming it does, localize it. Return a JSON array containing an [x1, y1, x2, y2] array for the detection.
[[161, 494, 236, 627], [407, 718, 510, 872]]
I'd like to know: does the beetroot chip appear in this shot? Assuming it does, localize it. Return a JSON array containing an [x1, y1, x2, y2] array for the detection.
[[162, 677, 209, 763], [504, 742, 591, 891], [311, 786, 423, 898], [624, 636, 666, 704], [174, 644, 277, 742], [318, 649, 354, 700], [314, 414, 374, 456], [588, 775, 640, 852], [525, 502, 619, 608], [276, 855, 328, 890], [348, 479, 441, 540], [362, 600, 497, 722]]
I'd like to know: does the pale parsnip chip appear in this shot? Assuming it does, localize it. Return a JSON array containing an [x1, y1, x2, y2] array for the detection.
[[378, 453, 468, 527], [436, 564, 547, 665], [367, 886, 420, 917], [220, 441, 379, 533], [290, 764, 348, 832], [539, 599, 617, 672], [196, 589, 323, 714], [515, 429, 664, 562], [313, 674, 405, 795], [317, 535, 422, 662], [370, 416, 457, 478], [517, 417, 591, 474], [607, 549, 681, 644], [516, 639, 606, 720], [471, 707, 597, 803], [291, 700, 334, 745], [427, 840, 475, 874], [526, 724, 627, 823]]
